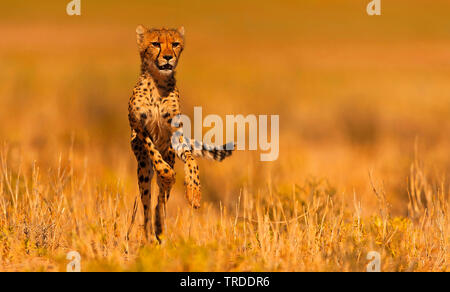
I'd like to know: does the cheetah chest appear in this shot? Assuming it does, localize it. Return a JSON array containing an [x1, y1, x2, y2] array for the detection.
[[145, 102, 172, 152]]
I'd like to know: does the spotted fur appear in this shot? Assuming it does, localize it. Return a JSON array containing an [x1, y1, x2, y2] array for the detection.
[[128, 26, 234, 242]]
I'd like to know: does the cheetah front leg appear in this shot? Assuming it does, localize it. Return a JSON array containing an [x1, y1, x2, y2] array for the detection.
[[180, 150, 201, 209], [134, 128, 176, 191], [161, 93, 202, 209], [131, 127, 176, 242]]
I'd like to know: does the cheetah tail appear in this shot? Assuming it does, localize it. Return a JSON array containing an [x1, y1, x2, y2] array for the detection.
[[189, 140, 235, 162]]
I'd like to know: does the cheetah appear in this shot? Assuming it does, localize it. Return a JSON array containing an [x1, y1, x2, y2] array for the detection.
[[128, 25, 234, 243]]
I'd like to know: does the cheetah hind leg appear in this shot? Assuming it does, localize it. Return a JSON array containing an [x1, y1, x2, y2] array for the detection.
[[132, 141, 158, 244], [154, 149, 176, 243], [155, 178, 171, 243]]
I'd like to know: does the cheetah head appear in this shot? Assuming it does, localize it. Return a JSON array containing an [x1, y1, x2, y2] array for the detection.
[[136, 25, 185, 76]]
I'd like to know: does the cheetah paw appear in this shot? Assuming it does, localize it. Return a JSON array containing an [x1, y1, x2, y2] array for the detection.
[[185, 181, 201, 209], [156, 165, 175, 187]]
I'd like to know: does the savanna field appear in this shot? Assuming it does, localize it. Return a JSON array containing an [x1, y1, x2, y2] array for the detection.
[[0, 0, 449, 271]]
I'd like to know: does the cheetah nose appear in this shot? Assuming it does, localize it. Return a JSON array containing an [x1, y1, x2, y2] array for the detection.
[[163, 55, 173, 61]]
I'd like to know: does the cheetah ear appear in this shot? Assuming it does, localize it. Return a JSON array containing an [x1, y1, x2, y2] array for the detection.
[[136, 24, 147, 36], [177, 26, 185, 38], [136, 24, 147, 49]]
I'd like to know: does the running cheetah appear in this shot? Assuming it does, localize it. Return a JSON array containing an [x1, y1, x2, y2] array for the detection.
[[128, 25, 234, 242]]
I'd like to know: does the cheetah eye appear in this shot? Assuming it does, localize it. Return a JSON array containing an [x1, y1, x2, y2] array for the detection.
[[172, 42, 180, 48], [151, 42, 160, 47]]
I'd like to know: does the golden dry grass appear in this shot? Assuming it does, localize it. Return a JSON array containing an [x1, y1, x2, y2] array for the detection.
[[0, 0, 449, 271]]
